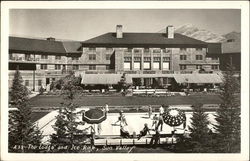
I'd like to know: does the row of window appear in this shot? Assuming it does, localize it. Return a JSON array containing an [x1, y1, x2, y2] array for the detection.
[[40, 64, 110, 70], [88, 47, 203, 52], [124, 62, 170, 70], [124, 57, 171, 62], [179, 65, 219, 70], [180, 55, 203, 60], [24, 80, 42, 87], [23, 54, 80, 60], [89, 54, 111, 61]]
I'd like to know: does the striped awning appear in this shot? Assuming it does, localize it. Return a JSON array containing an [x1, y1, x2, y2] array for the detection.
[[173, 73, 223, 84], [81, 74, 132, 85]]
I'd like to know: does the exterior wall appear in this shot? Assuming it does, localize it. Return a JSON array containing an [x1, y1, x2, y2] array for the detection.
[[112, 47, 219, 73], [9, 41, 221, 91]]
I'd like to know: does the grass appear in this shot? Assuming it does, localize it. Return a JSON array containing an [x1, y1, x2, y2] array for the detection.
[[29, 94, 224, 107]]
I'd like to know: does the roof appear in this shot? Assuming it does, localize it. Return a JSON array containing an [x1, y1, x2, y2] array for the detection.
[[81, 74, 132, 85], [9, 37, 81, 54], [173, 73, 223, 84], [62, 41, 82, 53], [207, 43, 222, 54], [82, 32, 207, 48], [222, 41, 241, 54]]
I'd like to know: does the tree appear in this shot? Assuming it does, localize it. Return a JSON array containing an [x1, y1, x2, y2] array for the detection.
[[214, 64, 241, 153], [189, 104, 215, 152], [9, 69, 43, 152], [50, 72, 85, 152], [117, 73, 131, 92]]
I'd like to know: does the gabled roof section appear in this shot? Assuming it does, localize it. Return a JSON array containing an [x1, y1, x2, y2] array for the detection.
[[9, 36, 82, 54], [207, 43, 222, 54], [62, 41, 82, 53], [82, 32, 207, 48], [9, 36, 66, 54]]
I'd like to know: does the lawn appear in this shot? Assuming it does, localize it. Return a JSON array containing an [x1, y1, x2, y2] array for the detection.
[[29, 94, 227, 107]]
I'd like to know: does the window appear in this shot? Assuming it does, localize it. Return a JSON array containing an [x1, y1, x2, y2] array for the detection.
[[144, 57, 151, 61], [134, 57, 141, 61], [144, 48, 149, 53], [89, 54, 96, 60], [52, 78, 56, 81], [163, 57, 170, 61], [196, 48, 202, 51], [41, 55, 48, 59], [106, 48, 113, 51], [106, 54, 111, 60], [55, 55, 61, 60], [25, 54, 31, 60], [153, 49, 161, 53], [40, 64, 47, 70], [106, 65, 110, 70], [124, 62, 131, 70], [163, 62, 170, 70], [196, 65, 202, 69], [227, 39, 235, 42], [124, 57, 132, 61], [212, 65, 219, 70], [196, 55, 203, 60], [212, 57, 219, 60], [153, 62, 160, 69], [89, 47, 96, 51], [72, 57, 79, 60], [180, 55, 187, 60], [180, 48, 187, 51], [89, 65, 96, 70], [125, 48, 132, 52], [134, 62, 141, 70], [180, 65, 187, 70], [73, 65, 79, 70], [25, 80, 29, 86], [55, 64, 61, 70], [143, 62, 151, 70], [162, 48, 171, 53], [133, 49, 141, 53], [153, 57, 161, 61], [38, 80, 42, 86]]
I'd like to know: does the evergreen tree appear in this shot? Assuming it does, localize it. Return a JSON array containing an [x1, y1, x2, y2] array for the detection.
[[9, 69, 43, 152], [51, 72, 84, 152], [214, 64, 241, 153], [189, 103, 215, 152]]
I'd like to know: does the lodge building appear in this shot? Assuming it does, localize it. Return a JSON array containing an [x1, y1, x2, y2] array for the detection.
[[9, 25, 222, 91]]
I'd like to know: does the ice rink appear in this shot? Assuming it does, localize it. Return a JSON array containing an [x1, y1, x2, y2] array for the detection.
[[36, 107, 217, 143]]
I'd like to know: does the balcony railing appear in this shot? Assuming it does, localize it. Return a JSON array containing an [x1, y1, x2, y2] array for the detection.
[[9, 57, 40, 62]]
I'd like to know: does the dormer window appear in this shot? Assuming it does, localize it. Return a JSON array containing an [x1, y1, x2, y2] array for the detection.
[[227, 39, 235, 42], [89, 47, 96, 51]]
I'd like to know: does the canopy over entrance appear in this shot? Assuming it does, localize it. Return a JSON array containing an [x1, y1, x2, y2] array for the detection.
[[81, 73, 132, 85], [173, 73, 223, 84]]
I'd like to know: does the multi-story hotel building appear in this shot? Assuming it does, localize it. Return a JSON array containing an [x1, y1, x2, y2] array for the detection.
[[9, 25, 222, 91]]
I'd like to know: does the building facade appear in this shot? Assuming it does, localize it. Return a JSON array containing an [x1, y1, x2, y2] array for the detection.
[[9, 25, 222, 91]]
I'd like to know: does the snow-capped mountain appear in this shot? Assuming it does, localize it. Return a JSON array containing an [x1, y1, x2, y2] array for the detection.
[[159, 23, 227, 43]]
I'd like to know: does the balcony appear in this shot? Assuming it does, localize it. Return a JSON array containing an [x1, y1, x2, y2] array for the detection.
[[9, 57, 40, 63], [179, 59, 219, 65]]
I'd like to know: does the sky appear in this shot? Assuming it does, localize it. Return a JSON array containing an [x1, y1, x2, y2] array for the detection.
[[9, 9, 240, 41]]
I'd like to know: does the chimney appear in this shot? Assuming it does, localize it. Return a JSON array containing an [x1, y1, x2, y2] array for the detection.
[[46, 37, 55, 41], [166, 25, 174, 39], [116, 25, 123, 38]]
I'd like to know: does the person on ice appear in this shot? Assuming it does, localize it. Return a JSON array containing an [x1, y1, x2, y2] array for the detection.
[[148, 105, 152, 118], [138, 123, 151, 140], [152, 114, 158, 129], [156, 114, 164, 131], [120, 125, 130, 138]]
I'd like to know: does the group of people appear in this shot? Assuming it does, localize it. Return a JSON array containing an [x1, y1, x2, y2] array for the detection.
[[117, 105, 166, 147]]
